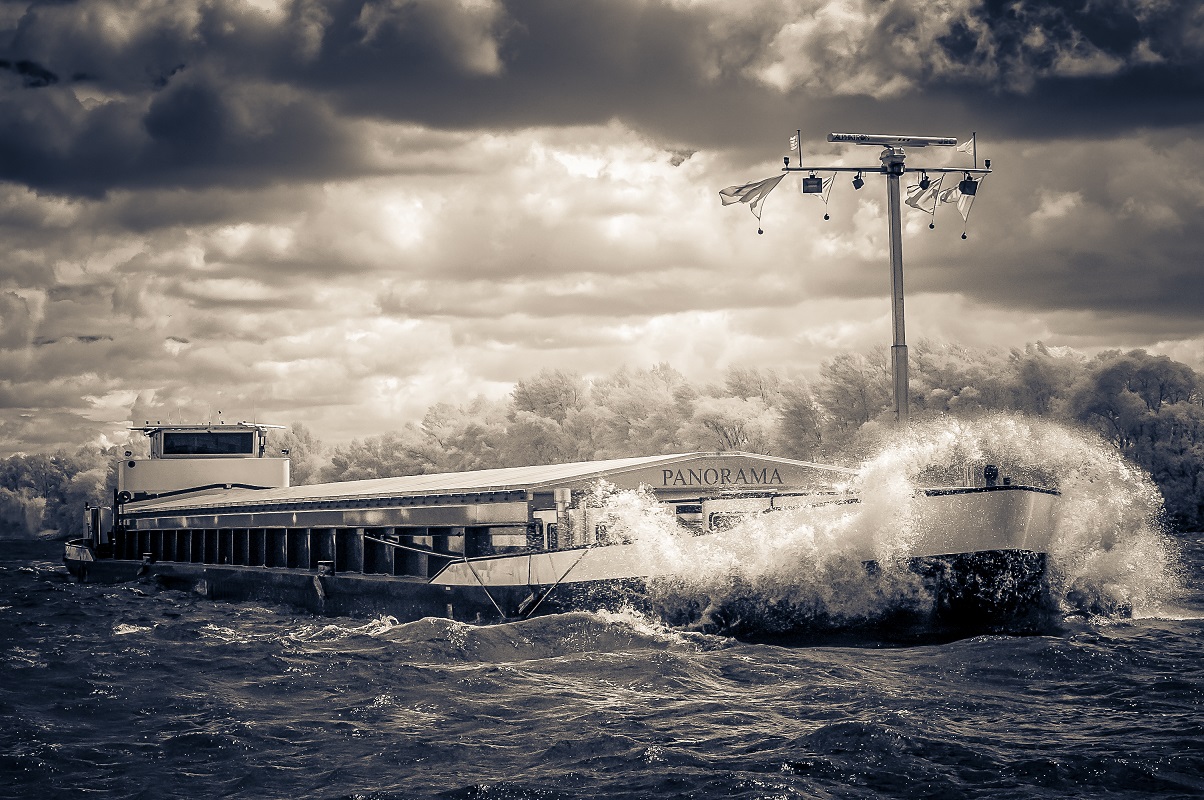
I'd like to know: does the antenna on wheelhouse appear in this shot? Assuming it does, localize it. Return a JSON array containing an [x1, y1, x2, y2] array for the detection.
[[723, 131, 992, 425]]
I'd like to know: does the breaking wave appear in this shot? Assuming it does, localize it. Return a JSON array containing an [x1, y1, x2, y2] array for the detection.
[[581, 414, 1182, 639]]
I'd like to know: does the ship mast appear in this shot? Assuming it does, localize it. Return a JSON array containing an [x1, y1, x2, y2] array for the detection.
[[882, 145, 909, 423], [786, 133, 991, 424]]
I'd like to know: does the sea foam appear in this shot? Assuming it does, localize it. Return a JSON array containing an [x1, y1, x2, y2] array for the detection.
[[580, 414, 1182, 635]]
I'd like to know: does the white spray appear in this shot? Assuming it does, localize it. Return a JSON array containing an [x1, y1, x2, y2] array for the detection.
[[578, 414, 1181, 634]]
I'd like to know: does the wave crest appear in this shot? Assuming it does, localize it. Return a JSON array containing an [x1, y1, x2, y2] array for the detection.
[[583, 414, 1182, 637]]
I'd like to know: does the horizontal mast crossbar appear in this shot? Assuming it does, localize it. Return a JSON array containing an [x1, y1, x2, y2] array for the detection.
[[784, 166, 992, 175]]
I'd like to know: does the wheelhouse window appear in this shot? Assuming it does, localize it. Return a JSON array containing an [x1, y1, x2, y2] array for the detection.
[[161, 431, 256, 456]]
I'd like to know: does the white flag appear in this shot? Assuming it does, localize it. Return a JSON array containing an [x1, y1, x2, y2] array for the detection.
[[905, 175, 944, 214], [956, 137, 975, 154], [789, 133, 800, 151], [939, 183, 975, 221], [719, 174, 785, 220]]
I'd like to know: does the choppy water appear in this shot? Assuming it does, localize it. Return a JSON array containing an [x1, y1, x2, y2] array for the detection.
[[2, 537, 1202, 799], [4, 417, 1203, 799]]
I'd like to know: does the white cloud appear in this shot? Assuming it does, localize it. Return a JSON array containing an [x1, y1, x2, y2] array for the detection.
[[1027, 189, 1082, 234], [2, 102, 1203, 454]]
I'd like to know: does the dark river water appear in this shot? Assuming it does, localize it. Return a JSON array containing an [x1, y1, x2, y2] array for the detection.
[[2, 534, 1202, 800]]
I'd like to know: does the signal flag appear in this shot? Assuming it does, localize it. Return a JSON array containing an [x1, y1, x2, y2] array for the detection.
[[719, 174, 786, 221]]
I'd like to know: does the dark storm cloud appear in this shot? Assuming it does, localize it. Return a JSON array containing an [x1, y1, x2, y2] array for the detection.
[[0, 56, 55, 86], [295, 0, 717, 123], [0, 73, 371, 196], [894, 132, 1204, 327], [288, 0, 1204, 138], [2, 0, 1202, 198], [930, 0, 1204, 135]]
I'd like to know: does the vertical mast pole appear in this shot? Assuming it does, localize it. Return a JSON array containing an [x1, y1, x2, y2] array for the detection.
[[881, 147, 909, 424]]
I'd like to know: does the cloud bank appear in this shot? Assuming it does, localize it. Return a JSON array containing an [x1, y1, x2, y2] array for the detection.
[[1, 0, 1201, 454]]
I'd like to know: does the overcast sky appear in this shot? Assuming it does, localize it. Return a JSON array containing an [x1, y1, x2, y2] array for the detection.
[[1, 0, 1202, 455]]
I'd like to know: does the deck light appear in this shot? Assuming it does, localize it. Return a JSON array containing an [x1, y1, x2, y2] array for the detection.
[[852, 172, 864, 190]]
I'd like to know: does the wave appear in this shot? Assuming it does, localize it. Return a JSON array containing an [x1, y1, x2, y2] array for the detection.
[[576, 414, 1183, 639], [354, 608, 725, 664]]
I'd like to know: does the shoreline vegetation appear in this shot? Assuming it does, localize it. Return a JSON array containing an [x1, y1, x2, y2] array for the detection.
[[3, 342, 1201, 539]]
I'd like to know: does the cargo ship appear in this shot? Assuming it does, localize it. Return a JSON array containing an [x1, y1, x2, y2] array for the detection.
[[65, 422, 1060, 635], [63, 132, 1059, 637]]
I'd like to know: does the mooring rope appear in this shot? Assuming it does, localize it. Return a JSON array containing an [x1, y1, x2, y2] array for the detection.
[[521, 547, 592, 619]]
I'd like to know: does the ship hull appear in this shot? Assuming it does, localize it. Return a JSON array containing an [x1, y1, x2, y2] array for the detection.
[[66, 557, 522, 621], [65, 485, 1060, 637], [65, 548, 1054, 637]]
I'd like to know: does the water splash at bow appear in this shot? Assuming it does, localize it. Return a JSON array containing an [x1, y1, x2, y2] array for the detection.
[[581, 414, 1181, 638]]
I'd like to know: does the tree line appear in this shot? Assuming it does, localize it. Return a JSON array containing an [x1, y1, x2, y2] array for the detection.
[[3, 343, 1202, 537]]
